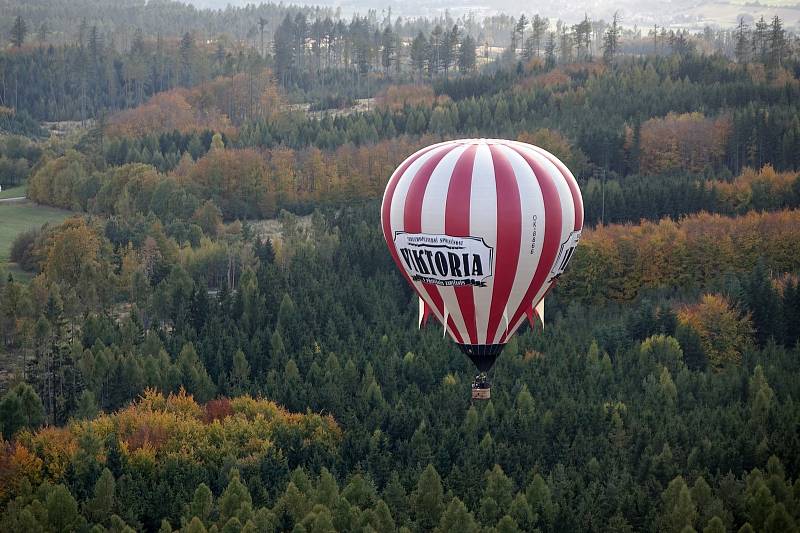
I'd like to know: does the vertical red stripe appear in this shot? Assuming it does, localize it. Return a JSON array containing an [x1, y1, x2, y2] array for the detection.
[[402, 144, 463, 342], [444, 145, 479, 344], [485, 145, 522, 344], [529, 144, 583, 230], [381, 143, 445, 291], [500, 144, 563, 343], [381, 143, 442, 248]]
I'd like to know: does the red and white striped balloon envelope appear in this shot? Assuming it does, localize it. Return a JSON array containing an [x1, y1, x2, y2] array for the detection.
[[381, 139, 583, 373]]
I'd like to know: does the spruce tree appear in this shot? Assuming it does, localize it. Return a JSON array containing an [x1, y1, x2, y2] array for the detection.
[[86, 468, 116, 523], [10, 16, 27, 47], [412, 464, 444, 530]]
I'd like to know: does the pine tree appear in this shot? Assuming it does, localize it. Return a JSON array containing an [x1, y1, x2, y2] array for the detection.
[[767, 16, 787, 70], [381, 26, 396, 76], [441, 25, 460, 78], [273, 14, 296, 86], [480, 465, 514, 524], [544, 32, 557, 69], [177, 342, 216, 402], [86, 468, 115, 523], [88, 25, 102, 61], [459, 35, 477, 72], [10, 16, 27, 48], [735, 18, 750, 64], [746, 482, 775, 530], [531, 15, 548, 57], [526, 474, 556, 528], [496, 515, 522, 533], [741, 261, 782, 346], [218, 469, 253, 524], [37, 22, 48, 45], [603, 12, 620, 65], [228, 349, 251, 396], [660, 477, 698, 533], [186, 483, 213, 524], [179, 32, 195, 86], [429, 26, 444, 77], [371, 500, 396, 532], [46, 484, 84, 531], [315, 468, 339, 509], [383, 473, 409, 527], [703, 516, 725, 533], [752, 16, 769, 64], [184, 517, 208, 533], [508, 493, 535, 531], [0, 382, 44, 438], [764, 503, 796, 533], [435, 497, 479, 533], [412, 464, 444, 530], [515, 15, 528, 56], [0, 390, 25, 439]]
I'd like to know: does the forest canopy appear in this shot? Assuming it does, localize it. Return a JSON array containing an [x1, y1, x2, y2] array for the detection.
[[1, 1, 800, 531]]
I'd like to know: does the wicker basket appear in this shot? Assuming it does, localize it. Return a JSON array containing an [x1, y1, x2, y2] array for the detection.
[[471, 387, 491, 400]]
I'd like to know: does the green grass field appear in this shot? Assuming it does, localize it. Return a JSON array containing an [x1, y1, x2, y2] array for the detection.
[[0, 183, 27, 199], [0, 200, 73, 264]]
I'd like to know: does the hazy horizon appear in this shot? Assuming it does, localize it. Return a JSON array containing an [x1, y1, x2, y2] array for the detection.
[[184, 0, 800, 29]]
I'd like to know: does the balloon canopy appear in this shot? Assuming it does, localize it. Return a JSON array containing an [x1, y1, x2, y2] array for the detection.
[[381, 139, 584, 374]]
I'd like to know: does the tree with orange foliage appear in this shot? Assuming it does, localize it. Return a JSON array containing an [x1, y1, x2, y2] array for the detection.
[[186, 148, 272, 219], [712, 165, 800, 213], [560, 209, 800, 303], [678, 294, 753, 369], [375, 84, 446, 111], [106, 89, 234, 138], [639, 112, 732, 174], [269, 147, 298, 206]]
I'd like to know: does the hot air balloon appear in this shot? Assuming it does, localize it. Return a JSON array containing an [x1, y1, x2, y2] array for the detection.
[[381, 139, 584, 400]]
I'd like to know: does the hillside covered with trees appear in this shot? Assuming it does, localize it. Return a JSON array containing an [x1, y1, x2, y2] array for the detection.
[[1, 0, 800, 531]]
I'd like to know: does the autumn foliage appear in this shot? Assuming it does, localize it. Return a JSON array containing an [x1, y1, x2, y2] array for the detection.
[[183, 147, 274, 218], [518, 69, 571, 90], [638, 112, 732, 174], [176, 134, 439, 216], [375, 84, 448, 110], [106, 89, 234, 138], [106, 69, 283, 137], [711, 165, 799, 213], [0, 389, 340, 503], [678, 294, 754, 369], [561, 209, 800, 303]]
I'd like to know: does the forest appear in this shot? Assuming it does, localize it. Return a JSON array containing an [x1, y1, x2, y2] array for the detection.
[[1, 0, 800, 531]]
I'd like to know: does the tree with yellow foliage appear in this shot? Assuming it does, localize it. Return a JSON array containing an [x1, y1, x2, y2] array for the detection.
[[517, 129, 589, 177], [678, 294, 754, 369]]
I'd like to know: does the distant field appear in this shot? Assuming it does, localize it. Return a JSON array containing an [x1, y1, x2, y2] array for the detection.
[[0, 183, 26, 199], [0, 200, 73, 264]]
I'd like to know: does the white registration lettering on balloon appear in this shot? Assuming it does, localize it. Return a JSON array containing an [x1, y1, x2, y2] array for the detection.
[[549, 230, 582, 281]]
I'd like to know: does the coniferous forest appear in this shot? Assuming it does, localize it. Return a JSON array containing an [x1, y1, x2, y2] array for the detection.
[[1, 1, 800, 532]]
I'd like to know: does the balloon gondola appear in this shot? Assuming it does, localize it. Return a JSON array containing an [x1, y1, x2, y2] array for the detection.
[[382, 139, 584, 400]]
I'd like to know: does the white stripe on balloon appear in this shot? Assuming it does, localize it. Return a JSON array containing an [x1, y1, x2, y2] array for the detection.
[[469, 143, 497, 345], [420, 143, 471, 342]]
